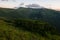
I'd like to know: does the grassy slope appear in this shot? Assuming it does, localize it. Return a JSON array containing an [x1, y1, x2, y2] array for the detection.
[[0, 20, 46, 40], [0, 8, 60, 40], [0, 19, 60, 40]]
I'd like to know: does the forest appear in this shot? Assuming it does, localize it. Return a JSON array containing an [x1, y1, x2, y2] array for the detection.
[[0, 7, 60, 40]]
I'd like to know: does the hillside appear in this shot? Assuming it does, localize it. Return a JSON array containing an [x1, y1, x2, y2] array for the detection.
[[0, 7, 60, 40], [0, 7, 60, 31], [0, 19, 60, 40]]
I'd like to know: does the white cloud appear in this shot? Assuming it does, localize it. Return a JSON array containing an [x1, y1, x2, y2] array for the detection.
[[25, 4, 42, 8], [0, 0, 60, 10]]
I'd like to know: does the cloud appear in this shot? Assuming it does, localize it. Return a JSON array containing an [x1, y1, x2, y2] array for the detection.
[[20, 3, 24, 5], [25, 4, 42, 8], [1, 0, 16, 1]]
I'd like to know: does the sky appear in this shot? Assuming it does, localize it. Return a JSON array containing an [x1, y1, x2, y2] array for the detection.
[[0, 0, 60, 10]]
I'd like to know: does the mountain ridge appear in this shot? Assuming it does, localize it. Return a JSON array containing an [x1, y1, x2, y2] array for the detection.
[[0, 7, 60, 31], [0, 7, 60, 40]]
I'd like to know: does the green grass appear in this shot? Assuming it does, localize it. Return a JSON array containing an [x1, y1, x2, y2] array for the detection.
[[0, 20, 44, 40], [0, 19, 60, 40]]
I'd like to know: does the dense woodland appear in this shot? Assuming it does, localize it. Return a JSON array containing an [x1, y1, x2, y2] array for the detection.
[[0, 7, 60, 40]]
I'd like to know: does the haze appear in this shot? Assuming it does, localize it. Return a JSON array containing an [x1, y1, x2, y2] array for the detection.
[[0, 0, 60, 10]]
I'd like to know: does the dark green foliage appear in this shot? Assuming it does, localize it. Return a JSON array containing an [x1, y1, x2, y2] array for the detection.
[[0, 7, 60, 40], [13, 19, 57, 35], [0, 18, 60, 40], [0, 7, 60, 31]]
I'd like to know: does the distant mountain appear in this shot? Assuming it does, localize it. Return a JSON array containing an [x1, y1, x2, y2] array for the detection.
[[0, 7, 60, 40], [0, 7, 60, 31]]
